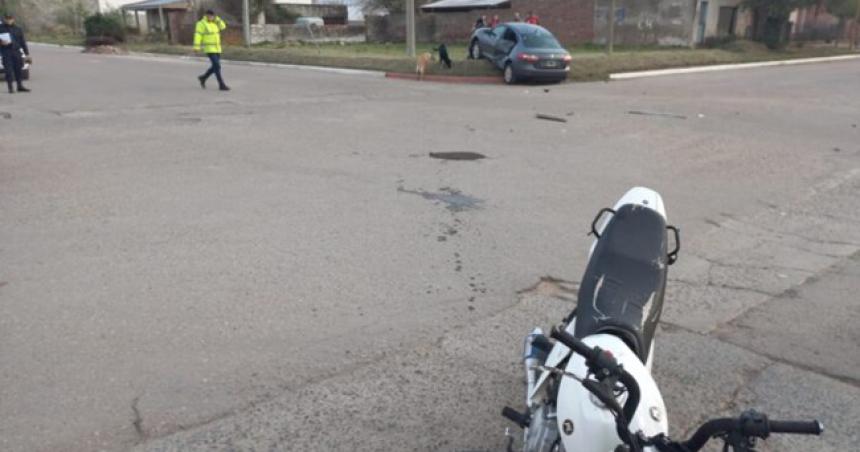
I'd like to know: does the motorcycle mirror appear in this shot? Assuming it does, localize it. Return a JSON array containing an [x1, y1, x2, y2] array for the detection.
[[666, 225, 680, 265]]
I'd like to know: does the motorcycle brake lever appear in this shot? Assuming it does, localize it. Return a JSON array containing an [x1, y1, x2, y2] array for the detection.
[[534, 365, 585, 383]]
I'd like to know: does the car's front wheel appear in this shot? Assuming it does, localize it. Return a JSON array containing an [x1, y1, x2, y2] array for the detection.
[[503, 63, 517, 85], [470, 40, 482, 60]]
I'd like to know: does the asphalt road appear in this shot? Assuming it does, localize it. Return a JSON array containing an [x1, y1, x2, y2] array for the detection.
[[1, 45, 858, 452]]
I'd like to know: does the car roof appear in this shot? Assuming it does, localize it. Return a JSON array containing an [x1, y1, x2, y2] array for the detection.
[[503, 23, 547, 33]]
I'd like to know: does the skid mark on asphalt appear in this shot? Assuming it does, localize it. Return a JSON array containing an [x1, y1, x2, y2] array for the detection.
[[397, 186, 484, 212]]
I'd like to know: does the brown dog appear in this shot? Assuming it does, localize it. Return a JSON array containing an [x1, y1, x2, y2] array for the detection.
[[415, 52, 433, 80]]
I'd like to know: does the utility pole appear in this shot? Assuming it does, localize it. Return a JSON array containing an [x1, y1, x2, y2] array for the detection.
[[853, 0, 860, 50], [405, 0, 416, 57], [242, 0, 251, 47], [606, 0, 616, 54], [690, 0, 702, 48]]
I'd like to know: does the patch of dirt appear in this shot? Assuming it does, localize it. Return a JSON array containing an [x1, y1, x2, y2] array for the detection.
[[519, 276, 578, 301], [83, 46, 127, 55]]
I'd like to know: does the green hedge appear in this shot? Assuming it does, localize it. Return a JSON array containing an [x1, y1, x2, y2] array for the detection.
[[84, 13, 126, 44]]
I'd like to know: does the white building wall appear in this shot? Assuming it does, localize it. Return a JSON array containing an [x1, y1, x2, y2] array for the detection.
[[695, 0, 751, 40]]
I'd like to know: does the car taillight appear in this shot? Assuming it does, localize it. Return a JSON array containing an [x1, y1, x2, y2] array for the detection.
[[517, 53, 540, 63], [562, 55, 572, 63]]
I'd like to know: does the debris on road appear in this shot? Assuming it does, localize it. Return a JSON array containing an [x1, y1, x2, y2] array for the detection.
[[82, 45, 125, 55], [429, 152, 486, 161], [628, 110, 687, 120], [397, 186, 483, 212], [565, 111, 575, 116], [535, 113, 568, 123], [0, 111, 11, 119]]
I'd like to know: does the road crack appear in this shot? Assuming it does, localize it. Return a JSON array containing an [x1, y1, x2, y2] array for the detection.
[[711, 333, 860, 389], [131, 396, 145, 441]]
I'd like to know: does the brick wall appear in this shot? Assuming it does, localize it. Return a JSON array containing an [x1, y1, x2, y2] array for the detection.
[[593, 0, 696, 46], [431, 0, 594, 44], [516, 0, 595, 44], [250, 24, 367, 44], [369, 0, 593, 45]]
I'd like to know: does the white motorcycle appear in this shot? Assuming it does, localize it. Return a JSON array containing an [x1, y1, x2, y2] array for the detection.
[[503, 187, 823, 452]]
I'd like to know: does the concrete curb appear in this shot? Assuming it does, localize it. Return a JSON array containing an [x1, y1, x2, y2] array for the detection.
[[32, 42, 84, 50], [609, 54, 860, 80], [385, 72, 503, 84], [32, 42, 386, 78], [214, 58, 385, 77]]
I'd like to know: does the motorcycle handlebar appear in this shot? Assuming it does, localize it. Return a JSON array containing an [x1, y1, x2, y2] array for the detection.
[[683, 418, 738, 451], [549, 326, 641, 425], [682, 414, 823, 451], [549, 326, 594, 358], [769, 419, 824, 435]]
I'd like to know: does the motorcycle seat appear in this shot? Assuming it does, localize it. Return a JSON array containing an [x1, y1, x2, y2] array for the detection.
[[574, 204, 668, 362]]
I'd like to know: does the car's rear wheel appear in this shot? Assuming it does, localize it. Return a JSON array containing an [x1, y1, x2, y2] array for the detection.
[[503, 63, 517, 85], [470, 41, 482, 60]]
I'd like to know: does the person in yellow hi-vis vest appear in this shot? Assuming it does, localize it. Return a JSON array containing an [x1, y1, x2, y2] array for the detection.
[[193, 10, 229, 91]]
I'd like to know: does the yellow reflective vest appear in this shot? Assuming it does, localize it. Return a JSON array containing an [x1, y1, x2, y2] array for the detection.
[[193, 17, 226, 54]]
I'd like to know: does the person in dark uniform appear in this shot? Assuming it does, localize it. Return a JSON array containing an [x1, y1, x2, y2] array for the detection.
[[474, 15, 486, 30], [0, 13, 31, 94]]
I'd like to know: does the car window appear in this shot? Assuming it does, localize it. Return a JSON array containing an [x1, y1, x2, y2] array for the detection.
[[492, 25, 507, 37], [503, 28, 518, 42], [521, 29, 562, 49]]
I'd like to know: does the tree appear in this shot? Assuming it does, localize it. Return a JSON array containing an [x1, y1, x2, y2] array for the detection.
[[826, 0, 859, 48], [742, 0, 817, 48], [56, 0, 91, 34], [743, 0, 817, 18], [362, 0, 406, 14], [827, 0, 859, 17]]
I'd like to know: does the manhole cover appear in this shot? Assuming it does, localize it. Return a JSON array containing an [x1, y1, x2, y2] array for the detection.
[[429, 152, 486, 161]]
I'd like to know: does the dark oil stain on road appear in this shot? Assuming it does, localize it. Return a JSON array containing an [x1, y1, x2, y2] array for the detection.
[[429, 152, 486, 161]]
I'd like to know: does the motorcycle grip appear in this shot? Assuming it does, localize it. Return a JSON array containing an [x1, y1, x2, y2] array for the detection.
[[769, 420, 824, 435], [549, 325, 592, 357]]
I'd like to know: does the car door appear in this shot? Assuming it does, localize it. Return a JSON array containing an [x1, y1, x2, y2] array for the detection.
[[495, 27, 518, 62], [477, 27, 499, 56], [486, 25, 507, 61]]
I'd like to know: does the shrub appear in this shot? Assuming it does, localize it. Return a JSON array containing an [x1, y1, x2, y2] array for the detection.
[[85, 35, 117, 46], [701, 35, 737, 49], [84, 12, 126, 43]]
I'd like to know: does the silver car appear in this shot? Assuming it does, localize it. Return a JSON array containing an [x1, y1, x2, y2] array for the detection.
[[469, 23, 570, 84]]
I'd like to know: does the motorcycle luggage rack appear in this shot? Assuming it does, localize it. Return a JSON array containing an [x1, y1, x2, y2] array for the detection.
[[589, 207, 681, 266]]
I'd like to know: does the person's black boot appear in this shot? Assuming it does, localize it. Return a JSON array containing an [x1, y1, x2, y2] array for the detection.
[[7, 84, 13, 94], [219, 85, 230, 91], [198, 75, 206, 89], [17, 85, 30, 93]]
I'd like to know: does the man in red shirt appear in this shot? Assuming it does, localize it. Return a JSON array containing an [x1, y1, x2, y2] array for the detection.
[[525, 10, 540, 25]]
